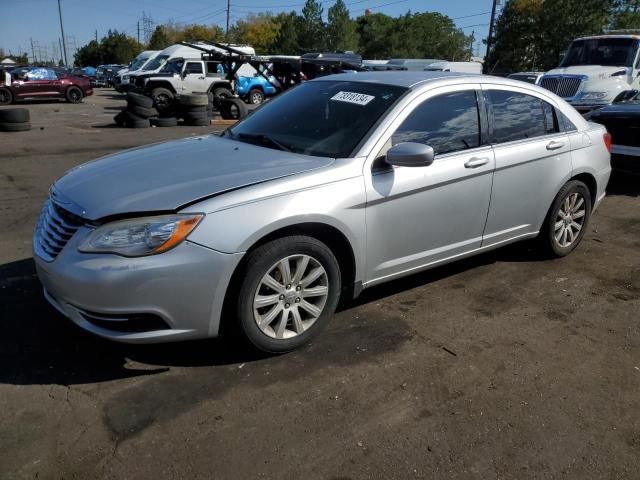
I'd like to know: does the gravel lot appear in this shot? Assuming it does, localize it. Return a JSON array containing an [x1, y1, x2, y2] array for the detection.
[[1, 89, 639, 480]]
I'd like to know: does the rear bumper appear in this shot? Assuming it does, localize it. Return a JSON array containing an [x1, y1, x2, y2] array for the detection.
[[611, 147, 640, 174]]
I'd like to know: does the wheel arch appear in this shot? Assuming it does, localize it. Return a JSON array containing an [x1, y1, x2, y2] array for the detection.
[[147, 81, 176, 94], [570, 171, 598, 207], [219, 221, 358, 336], [207, 81, 233, 93]]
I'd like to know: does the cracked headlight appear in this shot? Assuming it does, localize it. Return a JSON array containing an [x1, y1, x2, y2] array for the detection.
[[79, 214, 204, 257]]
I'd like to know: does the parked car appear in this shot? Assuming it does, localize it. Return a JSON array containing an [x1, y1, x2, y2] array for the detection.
[[587, 92, 640, 173], [424, 61, 483, 74], [95, 64, 123, 87], [539, 33, 640, 112], [0, 67, 93, 104], [33, 72, 610, 352], [236, 74, 277, 104], [507, 72, 545, 85]]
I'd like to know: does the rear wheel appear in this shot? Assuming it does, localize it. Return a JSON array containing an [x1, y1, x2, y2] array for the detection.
[[236, 236, 341, 353], [0, 88, 13, 105], [248, 88, 265, 105], [542, 180, 592, 257], [212, 87, 233, 109], [66, 86, 83, 103]]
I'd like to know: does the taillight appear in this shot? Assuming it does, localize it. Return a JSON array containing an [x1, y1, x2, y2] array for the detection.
[[603, 132, 612, 153]]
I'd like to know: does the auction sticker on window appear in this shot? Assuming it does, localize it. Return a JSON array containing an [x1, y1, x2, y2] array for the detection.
[[331, 91, 375, 106]]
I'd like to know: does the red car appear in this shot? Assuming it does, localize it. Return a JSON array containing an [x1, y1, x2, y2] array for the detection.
[[0, 67, 93, 105]]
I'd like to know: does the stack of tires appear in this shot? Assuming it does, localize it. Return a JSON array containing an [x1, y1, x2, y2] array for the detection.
[[179, 93, 209, 127], [113, 92, 157, 128], [0, 108, 31, 132], [219, 98, 248, 120]]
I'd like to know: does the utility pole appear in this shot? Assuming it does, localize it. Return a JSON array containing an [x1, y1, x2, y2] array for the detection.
[[57, 0, 68, 67], [59, 38, 64, 65], [30, 38, 36, 64], [95, 29, 98, 43], [226, 0, 230, 39], [485, 0, 498, 61], [137, 21, 140, 43]]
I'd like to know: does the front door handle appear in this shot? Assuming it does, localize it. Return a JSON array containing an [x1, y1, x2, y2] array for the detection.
[[546, 140, 565, 151], [464, 157, 490, 169], [198, 76, 205, 80]]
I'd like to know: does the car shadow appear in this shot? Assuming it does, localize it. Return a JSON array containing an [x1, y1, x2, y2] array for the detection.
[[607, 171, 640, 197], [0, 242, 541, 387]]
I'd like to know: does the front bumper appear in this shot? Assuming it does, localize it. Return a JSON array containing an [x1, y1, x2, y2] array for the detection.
[[33, 227, 244, 343]]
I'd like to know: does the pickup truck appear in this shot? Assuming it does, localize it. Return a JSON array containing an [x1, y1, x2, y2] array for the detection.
[[134, 57, 234, 110], [539, 33, 640, 112], [236, 75, 277, 104]]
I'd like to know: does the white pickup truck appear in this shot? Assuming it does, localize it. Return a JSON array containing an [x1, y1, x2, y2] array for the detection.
[[539, 33, 640, 112]]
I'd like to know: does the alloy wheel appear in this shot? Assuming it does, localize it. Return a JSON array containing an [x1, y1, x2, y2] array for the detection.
[[253, 254, 329, 340], [554, 192, 586, 248]]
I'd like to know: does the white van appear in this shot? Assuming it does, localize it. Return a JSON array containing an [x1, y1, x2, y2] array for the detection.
[[114, 50, 160, 92], [424, 61, 483, 74], [387, 58, 443, 71]]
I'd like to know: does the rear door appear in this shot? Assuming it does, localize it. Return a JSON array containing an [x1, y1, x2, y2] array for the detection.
[[481, 86, 573, 246]]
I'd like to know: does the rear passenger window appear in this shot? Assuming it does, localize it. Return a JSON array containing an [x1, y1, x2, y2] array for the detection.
[[392, 90, 480, 155], [488, 90, 546, 143], [185, 62, 203, 74]]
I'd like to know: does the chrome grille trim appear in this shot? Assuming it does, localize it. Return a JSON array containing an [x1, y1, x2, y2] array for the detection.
[[540, 75, 585, 98], [34, 199, 84, 262]]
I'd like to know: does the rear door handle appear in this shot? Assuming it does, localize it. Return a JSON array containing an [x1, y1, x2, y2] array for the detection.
[[464, 157, 490, 169], [546, 140, 565, 151]]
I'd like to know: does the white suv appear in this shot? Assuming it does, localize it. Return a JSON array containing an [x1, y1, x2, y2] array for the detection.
[[539, 34, 640, 112]]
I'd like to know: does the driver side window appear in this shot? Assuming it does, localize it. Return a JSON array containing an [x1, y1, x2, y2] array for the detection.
[[391, 90, 481, 156]]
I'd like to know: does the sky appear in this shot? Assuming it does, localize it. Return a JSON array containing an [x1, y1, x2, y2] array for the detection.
[[0, 0, 496, 62]]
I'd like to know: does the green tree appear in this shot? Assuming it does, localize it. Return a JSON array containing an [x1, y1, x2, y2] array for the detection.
[[612, 0, 640, 28], [74, 31, 142, 66], [74, 40, 102, 66], [176, 24, 225, 43], [299, 0, 326, 52], [229, 13, 281, 54], [148, 25, 171, 50], [356, 13, 395, 59], [271, 12, 301, 54], [327, 0, 359, 52]]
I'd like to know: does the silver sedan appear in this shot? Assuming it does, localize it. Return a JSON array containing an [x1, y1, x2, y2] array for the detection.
[[33, 72, 611, 352]]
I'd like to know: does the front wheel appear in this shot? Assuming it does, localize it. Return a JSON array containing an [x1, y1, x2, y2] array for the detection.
[[542, 180, 592, 257], [151, 87, 174, 112], [0, 88, 13, 105], [236, 236, 341, 353], [66, 86, 83, 103]]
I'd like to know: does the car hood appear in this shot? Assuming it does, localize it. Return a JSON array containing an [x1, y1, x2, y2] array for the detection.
[[590, 102, 640, 119], [545, 65, 629, 80], [53, 135, 334, 221]]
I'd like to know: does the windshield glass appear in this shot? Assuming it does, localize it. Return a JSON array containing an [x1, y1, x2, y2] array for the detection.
[[228, 80, 407, 158], [129, 56, 149, 70], [142, 54, 169, 71], [561, 38, 639, 67]]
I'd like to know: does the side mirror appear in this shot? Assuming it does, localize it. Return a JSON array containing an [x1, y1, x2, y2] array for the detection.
[[386, 142, 435, 167]]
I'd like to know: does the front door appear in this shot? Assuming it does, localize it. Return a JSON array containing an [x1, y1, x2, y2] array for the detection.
[[364, 85, 495, 285], [182, 62, 205, 93]]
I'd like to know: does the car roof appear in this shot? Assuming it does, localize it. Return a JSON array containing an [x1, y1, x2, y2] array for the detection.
[[311, 70, 476, 88]]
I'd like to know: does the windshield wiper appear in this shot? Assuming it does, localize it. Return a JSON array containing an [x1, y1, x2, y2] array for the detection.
[[234, 132, 294, 153]]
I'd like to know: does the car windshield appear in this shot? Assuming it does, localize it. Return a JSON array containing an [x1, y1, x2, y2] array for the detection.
[[227, 81, 407, 158], [142, 54, 169, 71], [129, 57, 149, 70], [561, 38, 639, 67]]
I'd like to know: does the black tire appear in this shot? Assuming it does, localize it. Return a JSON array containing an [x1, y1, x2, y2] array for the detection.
[[183, 118, 210, 126], [541, 180, 592, 257], [235, 235, 341, 353], [212, 87, 233, 109], [113, 111, 126, 127], [180, 93, 209, 106], [0, 122, 31, 132], [0, 88, 13, 105], [0, 108, 29, 123], [128, 104, 159, 118], [182, 111, 209, 121], [126, 92, 154, 108], [248, 88, 265, 105], [151, 116, 178, 127], [219, 98, 248, 120], [66, 86, 83, 103], [123, 111, 150, 128], [151, 88, 175, 112]]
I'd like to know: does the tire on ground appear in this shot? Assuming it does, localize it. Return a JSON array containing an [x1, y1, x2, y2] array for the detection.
[[0, 122, 32, 132], [234, 235, 341, 353], [123, 111, 150, 128], [66, 86, 83, 103], [128, 105, 159, 118], [0, 108, 29, 123], [151, 116, 178, 127], [183, 118, 210, 127], [126, 92, 154, 108], [180, 93, 209, 106], [540, 179, 592, 258], [219, 98, 248, 120]]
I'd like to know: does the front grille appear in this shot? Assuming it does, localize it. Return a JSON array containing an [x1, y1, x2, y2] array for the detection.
[[540, 76, 583, 98], [35, 199, 84, 261]]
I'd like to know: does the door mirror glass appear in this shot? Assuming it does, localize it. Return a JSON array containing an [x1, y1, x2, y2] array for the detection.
[[386, 142, 435, 167]]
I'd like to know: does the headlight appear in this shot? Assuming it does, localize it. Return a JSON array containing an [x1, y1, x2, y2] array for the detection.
[[581, 92, 608, 100], [78, 214, 204, 257], [122, 75, 129, 81]]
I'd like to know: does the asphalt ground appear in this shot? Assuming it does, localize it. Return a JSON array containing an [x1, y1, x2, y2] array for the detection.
[[1, 89, 639, 479]]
